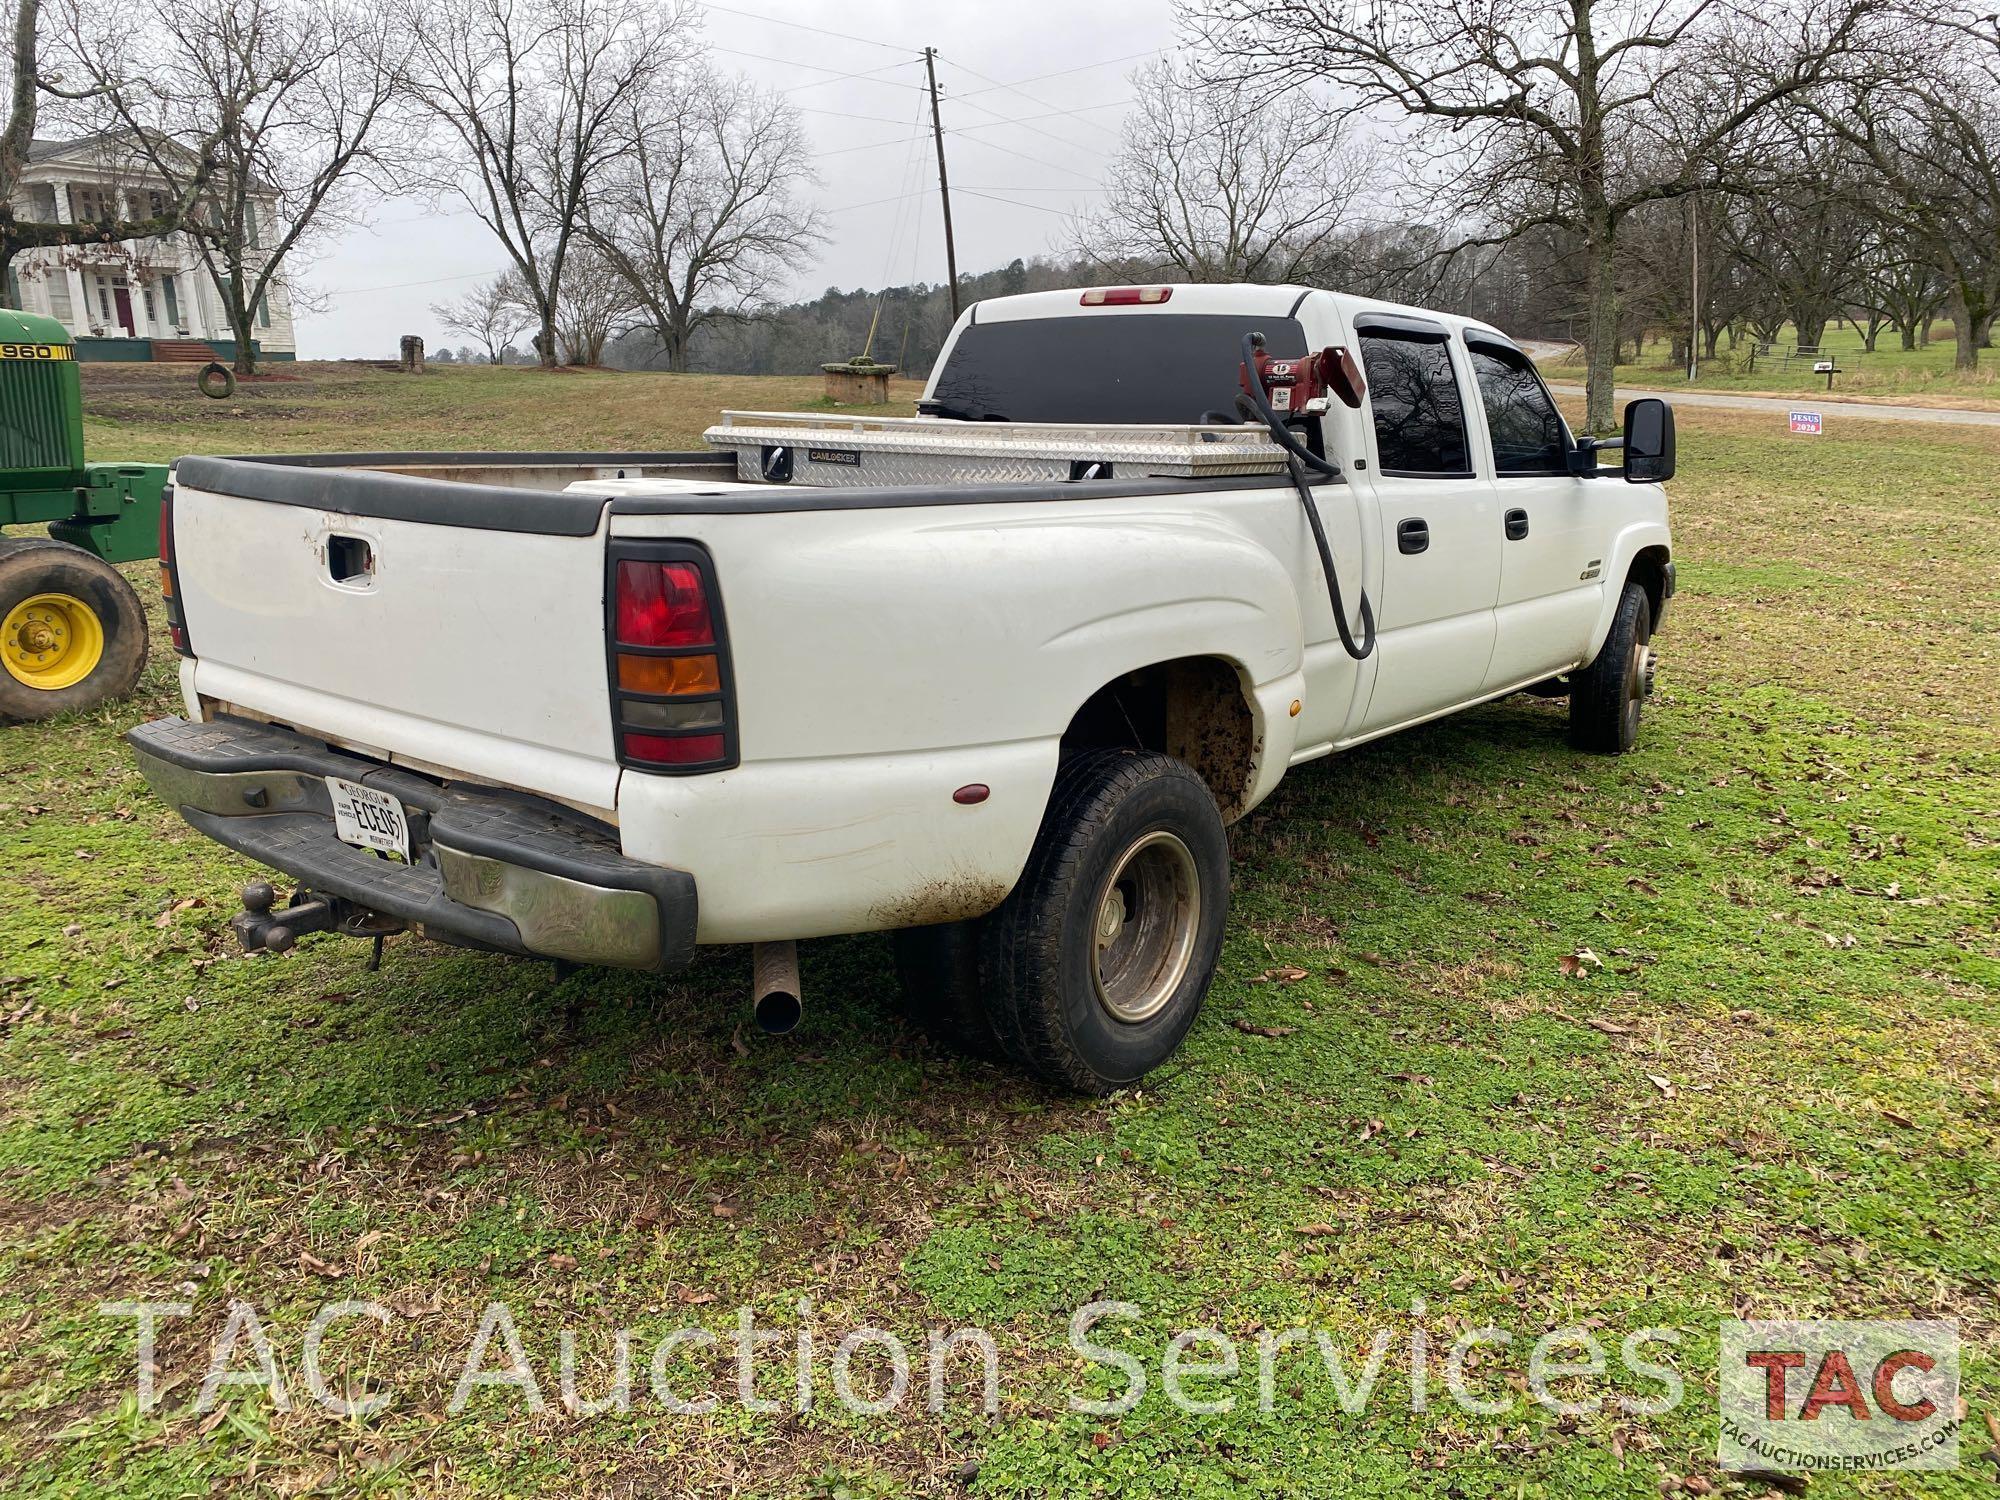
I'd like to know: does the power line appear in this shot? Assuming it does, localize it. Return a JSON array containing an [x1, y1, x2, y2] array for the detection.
[[811, 130, 930, 160], [699, 1, 913, 57], [794, 103, 917, 126], [932, 77, 1113, 161], [956, 49, 1161, 97], [711, 46, 925, 89], [778, 56, 923, 96], [955, 188, 1079, 220], [821, 188, 928, 216], [950, 98, 1133, 133], [938, 55, 1126, 145], [944, 131, 1104, 185]]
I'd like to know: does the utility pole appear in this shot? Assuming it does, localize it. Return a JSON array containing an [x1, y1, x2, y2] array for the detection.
[[924, 47, 960, 321]]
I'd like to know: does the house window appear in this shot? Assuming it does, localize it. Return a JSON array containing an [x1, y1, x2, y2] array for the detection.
[[257, 292, 271, 329], [143, 287, 157, 324], [5, 269, 19, 309], [1358, 330, 1473, 477], [162, 276, 179, 327], [97, 278, 112, 323], [244, 201, 260, 250]]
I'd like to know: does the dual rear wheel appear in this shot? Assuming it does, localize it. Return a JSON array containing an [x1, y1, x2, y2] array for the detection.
[[893, 749, 1229, 1095]]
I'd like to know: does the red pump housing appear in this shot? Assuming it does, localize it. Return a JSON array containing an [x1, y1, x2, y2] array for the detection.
[[1239, 345, 1367, 415]]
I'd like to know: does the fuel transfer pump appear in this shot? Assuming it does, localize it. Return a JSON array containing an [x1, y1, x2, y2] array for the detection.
[[1236, 331, 1376, 661]]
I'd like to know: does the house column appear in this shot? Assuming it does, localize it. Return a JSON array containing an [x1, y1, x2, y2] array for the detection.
[[48, 179, 92, 338]]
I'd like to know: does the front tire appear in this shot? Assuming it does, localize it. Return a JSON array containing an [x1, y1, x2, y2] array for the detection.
[[979, 750, 1229, 1094], [1569, 579, 1653, 753], [0, 538, 150, 723]]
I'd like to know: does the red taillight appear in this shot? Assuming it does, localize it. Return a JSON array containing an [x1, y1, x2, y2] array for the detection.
[[623, 731, 726, 765], [159, 485, 191, 656], [616, 560, 713, 647], [1080, 286, 1172, 306], [608, 546, 733, 773]]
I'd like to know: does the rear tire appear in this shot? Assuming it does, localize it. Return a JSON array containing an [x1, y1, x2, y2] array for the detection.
[[979, 749, 1229, 1094], [0, 538, 149, 722], [889, 921, 1004, 1062], [1569, 579, 1653, 754]]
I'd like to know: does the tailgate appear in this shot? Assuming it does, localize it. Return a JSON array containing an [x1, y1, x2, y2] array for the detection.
[[170, 460, 620, 813]]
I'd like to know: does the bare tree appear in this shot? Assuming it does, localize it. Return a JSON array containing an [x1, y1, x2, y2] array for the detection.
[[1070, 59, 1376, 284], [550, 244, 627, 364], [582, 67, 820, 373], [1189, 0, 1888, 428], [403, 0, 693, 368], [65, 0, 401, 373], [1811, 40, 2000, 369], [431, 271, 529, 363], [0, 0, 219, 276]]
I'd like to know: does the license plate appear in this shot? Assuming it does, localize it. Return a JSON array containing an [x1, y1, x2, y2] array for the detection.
[[325, 776, 409, 860]]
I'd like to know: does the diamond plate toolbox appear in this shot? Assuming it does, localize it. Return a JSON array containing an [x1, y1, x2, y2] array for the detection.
[[702, 411, 1293, 487]]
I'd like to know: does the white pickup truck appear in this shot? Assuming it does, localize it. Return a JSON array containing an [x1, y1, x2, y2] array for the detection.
[[130, 283, 1675, 1092]]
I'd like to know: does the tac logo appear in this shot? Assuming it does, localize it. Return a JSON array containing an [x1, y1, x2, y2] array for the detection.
[[1719, 1319, 1960, 1473]]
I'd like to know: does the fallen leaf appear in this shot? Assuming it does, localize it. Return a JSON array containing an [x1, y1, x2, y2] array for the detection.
[[1646, 1074, 1677, 1100], [1295, 1223, 1340, 1237], [1256, 966, 1310, 984], [1232, 1019, 1296, 1038], [1585, 1017, 1630, 1036], [299, 1251, 343, 1278]]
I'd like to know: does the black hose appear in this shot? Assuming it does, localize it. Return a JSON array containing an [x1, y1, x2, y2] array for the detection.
[[1239, 332, 1376, 660]]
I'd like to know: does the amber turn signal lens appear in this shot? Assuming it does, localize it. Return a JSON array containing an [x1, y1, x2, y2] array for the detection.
[[618, 652, 720, 695]]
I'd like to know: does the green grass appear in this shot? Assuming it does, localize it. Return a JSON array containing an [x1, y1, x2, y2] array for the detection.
[[1541, 320, 2000, 408], [1, 369, 1996, 1496]]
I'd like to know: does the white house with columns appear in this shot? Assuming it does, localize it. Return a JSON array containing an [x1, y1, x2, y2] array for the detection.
[[6, 134, 298, 362]]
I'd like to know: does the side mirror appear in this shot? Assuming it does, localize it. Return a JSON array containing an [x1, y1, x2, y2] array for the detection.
[[1622, 398, 1675, 482]]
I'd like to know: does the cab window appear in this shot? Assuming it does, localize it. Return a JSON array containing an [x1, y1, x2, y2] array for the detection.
[[1357, 331, 1472, 477], [1469, 345, 1569, 474]]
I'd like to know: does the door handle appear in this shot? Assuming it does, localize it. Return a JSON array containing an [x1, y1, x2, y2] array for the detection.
[[1397, 518, 1429, 555], [1504, 507, 1530, 541]]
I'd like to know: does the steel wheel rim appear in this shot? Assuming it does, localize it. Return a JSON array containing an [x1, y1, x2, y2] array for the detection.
[[2, 592, 104, 691], [1090, 829, 1201, 1024], [1622, 633, 1650, 737]]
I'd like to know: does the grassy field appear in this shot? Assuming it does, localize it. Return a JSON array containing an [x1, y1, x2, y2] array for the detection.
[[1541, 321, 2000, 409], [2, 364, 1996, 1497]]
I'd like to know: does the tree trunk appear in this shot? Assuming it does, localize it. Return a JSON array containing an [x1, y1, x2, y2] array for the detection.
[[1948, 290, 1980, 371], [537, 309, 559, 368], [229, 297, 257, 377], [1582, 216, 1619, 433], [1794, 318, 1827, 348], [1920, 317, 1933, 347], [1899, 322, 1916, 350]]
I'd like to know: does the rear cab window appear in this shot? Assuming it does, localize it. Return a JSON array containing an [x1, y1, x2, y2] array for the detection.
[[926, 314, 1310, 425]]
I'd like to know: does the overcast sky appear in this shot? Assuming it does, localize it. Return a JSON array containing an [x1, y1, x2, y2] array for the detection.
[[295, 0, 1178, 359]]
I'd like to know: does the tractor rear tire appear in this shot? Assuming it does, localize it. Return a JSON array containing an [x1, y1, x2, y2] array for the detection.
[[0, 537, 150, 722]]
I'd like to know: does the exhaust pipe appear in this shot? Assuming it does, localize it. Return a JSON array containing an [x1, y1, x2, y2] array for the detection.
[[751, 941, 802, 1035]]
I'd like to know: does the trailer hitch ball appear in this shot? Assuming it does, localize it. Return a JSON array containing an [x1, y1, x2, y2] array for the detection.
[[242, 881, 276, 915]]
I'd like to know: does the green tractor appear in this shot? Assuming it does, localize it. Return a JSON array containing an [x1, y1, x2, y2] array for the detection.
[[0, 307, 168, 721]]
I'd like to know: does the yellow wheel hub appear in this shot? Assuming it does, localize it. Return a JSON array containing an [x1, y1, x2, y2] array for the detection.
[[3, 592, 105, 691]]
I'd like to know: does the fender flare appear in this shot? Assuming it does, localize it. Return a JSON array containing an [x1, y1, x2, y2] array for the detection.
[[1582, 522, 1673, 661]]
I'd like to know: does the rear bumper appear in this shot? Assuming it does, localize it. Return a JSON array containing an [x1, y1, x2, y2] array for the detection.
[[128, 716, 697, 971]]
